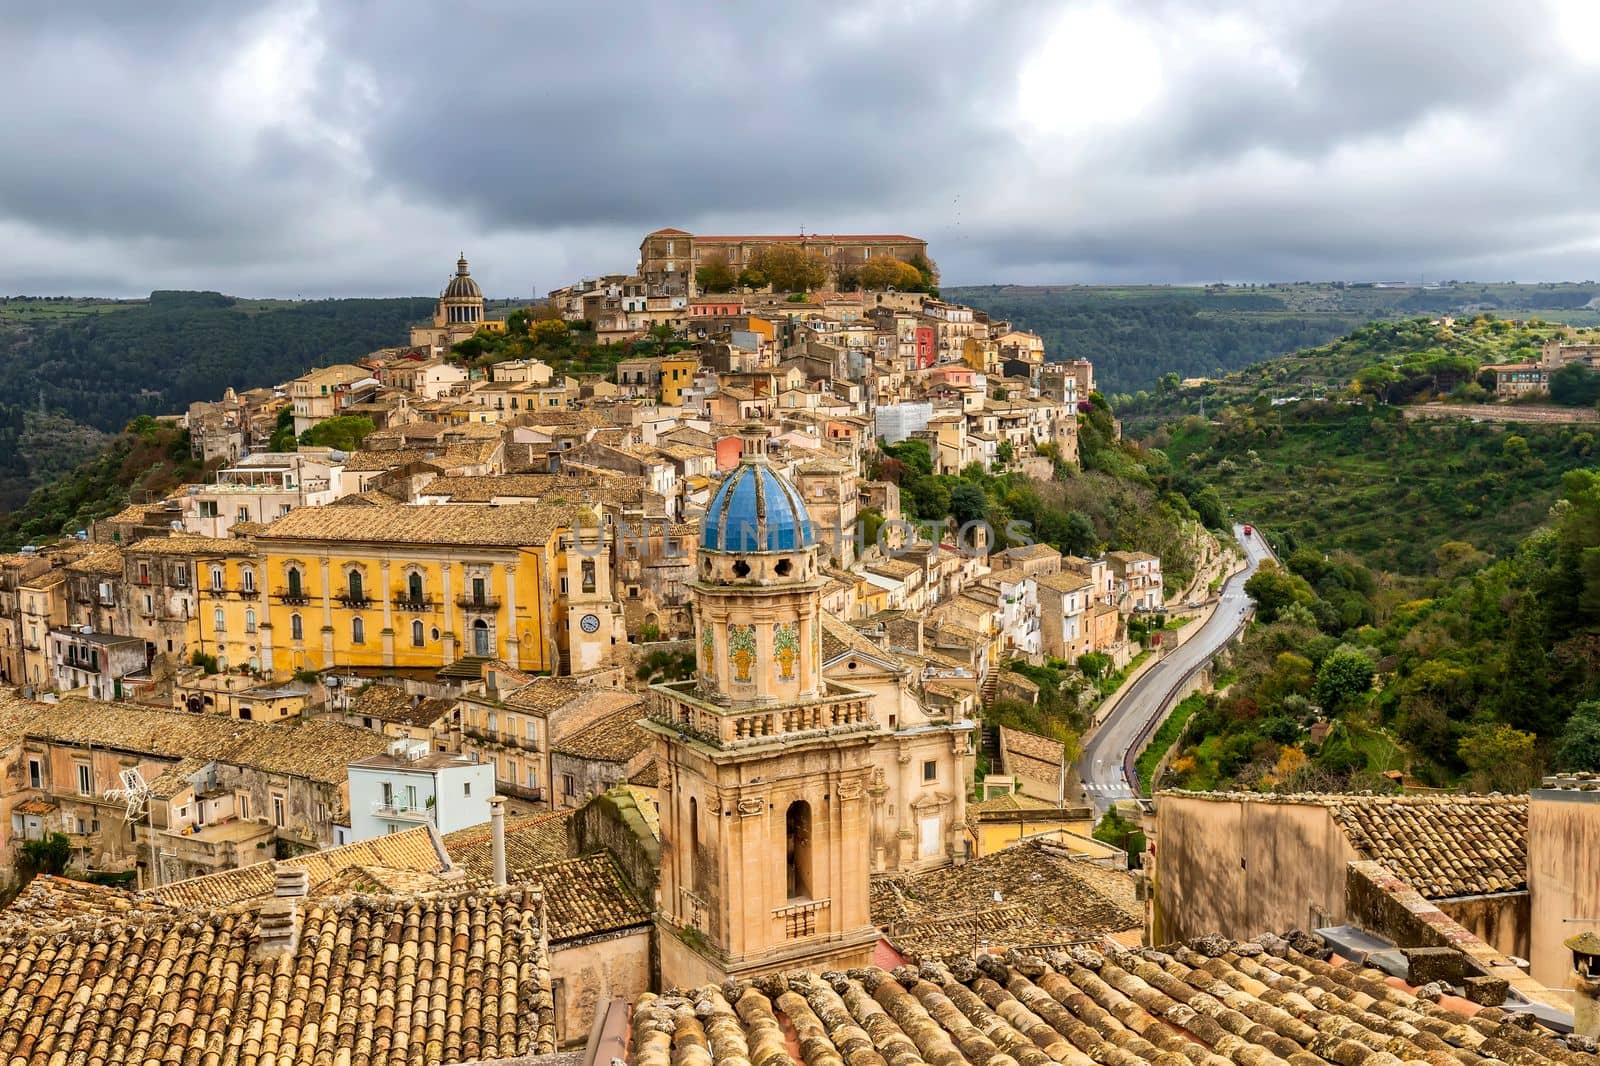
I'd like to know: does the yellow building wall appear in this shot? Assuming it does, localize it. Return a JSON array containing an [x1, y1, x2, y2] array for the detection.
[[194, 556, 264, 674], [972, 818, 1112, 858], [260, 546, 552, 678], [660, 357, 698, 406]]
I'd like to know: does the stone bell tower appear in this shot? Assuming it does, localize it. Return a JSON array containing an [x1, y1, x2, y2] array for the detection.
[[644, 427, 881, 988]]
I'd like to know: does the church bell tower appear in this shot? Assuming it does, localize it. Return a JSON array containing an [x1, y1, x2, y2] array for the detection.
[[645, 427, 880, 986]]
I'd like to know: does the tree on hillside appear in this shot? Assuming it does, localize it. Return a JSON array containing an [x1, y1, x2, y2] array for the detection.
[[1314, 644, 1375, 710], [531, 319, 570, 345], [267, 407, 297, 452], [1457, 722, 1540, 793], [299, 415, 374, 453], [750, 246, 828, 293], [1243, 564, 1317, 624], [860, 257, 925, 292], [19, 833, 70, 880], [950, 482, 987, 527], [1549, 363, 1600, 407], [695, 254, 736, 294], [1557, 701, 1600, 771], [877, 438, 932, 480]]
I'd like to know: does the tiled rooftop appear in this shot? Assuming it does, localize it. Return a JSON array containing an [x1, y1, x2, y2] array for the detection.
[[124, 533, 254, 556], [999, 725, 1066, 785], [151, 824, 445, 908], [1329, 795, 1526, 898], [0, 875, 170, 930], [967, 791, 1061, 820], [444, 809, 575, 884], [256, 501, 581, 547], [1162, 791, 1528, 899], [420, 473, 642, 506], [630, 937, 1592, 1066], [516, 853, 651, 941], [551, 705, 650, 762], [0, 885, 556, 1066], [0, 694, 387, 786], [873, 840, 1140, 959]]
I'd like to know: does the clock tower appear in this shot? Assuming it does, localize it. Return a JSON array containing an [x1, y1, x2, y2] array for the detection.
[[644, 428, 881, 987], [560, 505, 622, 677]]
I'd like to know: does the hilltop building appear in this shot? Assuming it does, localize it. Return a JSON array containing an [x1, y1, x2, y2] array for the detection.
[[640, 228, 929, 297], [409, 253, 506, 355]]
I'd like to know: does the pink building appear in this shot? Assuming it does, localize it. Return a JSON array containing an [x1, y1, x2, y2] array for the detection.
[[914, 326, 936, 369]]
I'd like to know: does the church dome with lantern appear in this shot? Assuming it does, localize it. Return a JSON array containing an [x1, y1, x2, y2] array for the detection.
[[700, 462, 815, 554]]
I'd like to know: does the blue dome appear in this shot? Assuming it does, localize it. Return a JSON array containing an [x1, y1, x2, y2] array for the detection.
[[701, 463, 815, 552]]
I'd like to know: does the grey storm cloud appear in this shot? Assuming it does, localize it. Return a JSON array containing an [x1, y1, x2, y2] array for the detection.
[[2, 0, 1599, 296]]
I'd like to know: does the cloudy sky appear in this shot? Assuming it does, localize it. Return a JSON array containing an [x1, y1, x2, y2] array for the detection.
[[6, 0, 1600, 297]]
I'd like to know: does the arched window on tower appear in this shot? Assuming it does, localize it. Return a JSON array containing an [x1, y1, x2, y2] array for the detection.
[[689, 795, 701, 891], [785, 800, 812, 900]]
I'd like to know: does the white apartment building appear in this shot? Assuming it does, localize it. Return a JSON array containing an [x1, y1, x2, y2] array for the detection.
[[181, 451, 347, 537], [347, 738, 494, 841]]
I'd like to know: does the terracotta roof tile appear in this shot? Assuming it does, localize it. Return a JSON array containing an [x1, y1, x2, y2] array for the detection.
[[444, 809, 574, 882], [6, 695, 386, 785], [0, 885, 556, 1066], [632, 934, 1586, 1066], [550, 705, 650, 762], [1163, 791, 1528, 899], [152, 824, 445, 908], [1328, 794, 1526, 898], [0, 875, 171, 930], [872, 839, 1139, 959], [257, 501, 581, 547], [999, 725, 1066, 784], [522, 853, 650, 941]]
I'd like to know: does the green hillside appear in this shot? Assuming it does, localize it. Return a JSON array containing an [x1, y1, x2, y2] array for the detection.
[[1141, 318, 1600, 795], [0, 291, 431, 513], [951, 280, 1600, 396]]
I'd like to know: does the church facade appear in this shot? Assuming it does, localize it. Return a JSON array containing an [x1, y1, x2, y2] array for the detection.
[[644, 428, 971, 987]]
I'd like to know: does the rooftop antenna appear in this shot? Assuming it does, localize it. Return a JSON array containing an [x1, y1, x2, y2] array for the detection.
[[105, 767, 161, 888]]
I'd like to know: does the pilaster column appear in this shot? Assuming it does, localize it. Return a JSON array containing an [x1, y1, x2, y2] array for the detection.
[[440, 562, 456, 661], [319, 557, 334, 668], [503, 563, 519, 668], [380, 558, 394, 666]]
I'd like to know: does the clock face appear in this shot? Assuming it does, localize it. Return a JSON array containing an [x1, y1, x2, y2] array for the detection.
[[580, 613, 601, 634]]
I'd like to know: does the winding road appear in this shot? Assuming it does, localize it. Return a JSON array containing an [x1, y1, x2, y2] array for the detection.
[[1075, 524, 1275, 814]]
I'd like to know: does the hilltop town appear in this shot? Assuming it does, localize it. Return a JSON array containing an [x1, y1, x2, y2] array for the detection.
[[0, 232, 1597, 1063]]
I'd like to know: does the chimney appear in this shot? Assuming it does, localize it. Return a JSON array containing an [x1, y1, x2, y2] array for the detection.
[[1568, 932, 1600, 1040], [490, 795, 507, 887], [253, 864, 307, 960], [274, 865, 309, 898]]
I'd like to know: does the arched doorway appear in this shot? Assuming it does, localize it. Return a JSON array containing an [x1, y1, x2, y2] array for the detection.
[[472, 618, 490, 657]]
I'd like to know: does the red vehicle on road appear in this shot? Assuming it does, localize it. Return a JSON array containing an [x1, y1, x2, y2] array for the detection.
[[1242, 525, 1253, 537]]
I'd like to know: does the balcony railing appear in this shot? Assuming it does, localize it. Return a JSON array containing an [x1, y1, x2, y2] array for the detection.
[[455, 595, 501, 611], [393, 590, 435, 611], [337, 593, 373, 609], [371, 800, 433, 822], [774, 897, 830, 940], [276, 589, 309, 605]]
